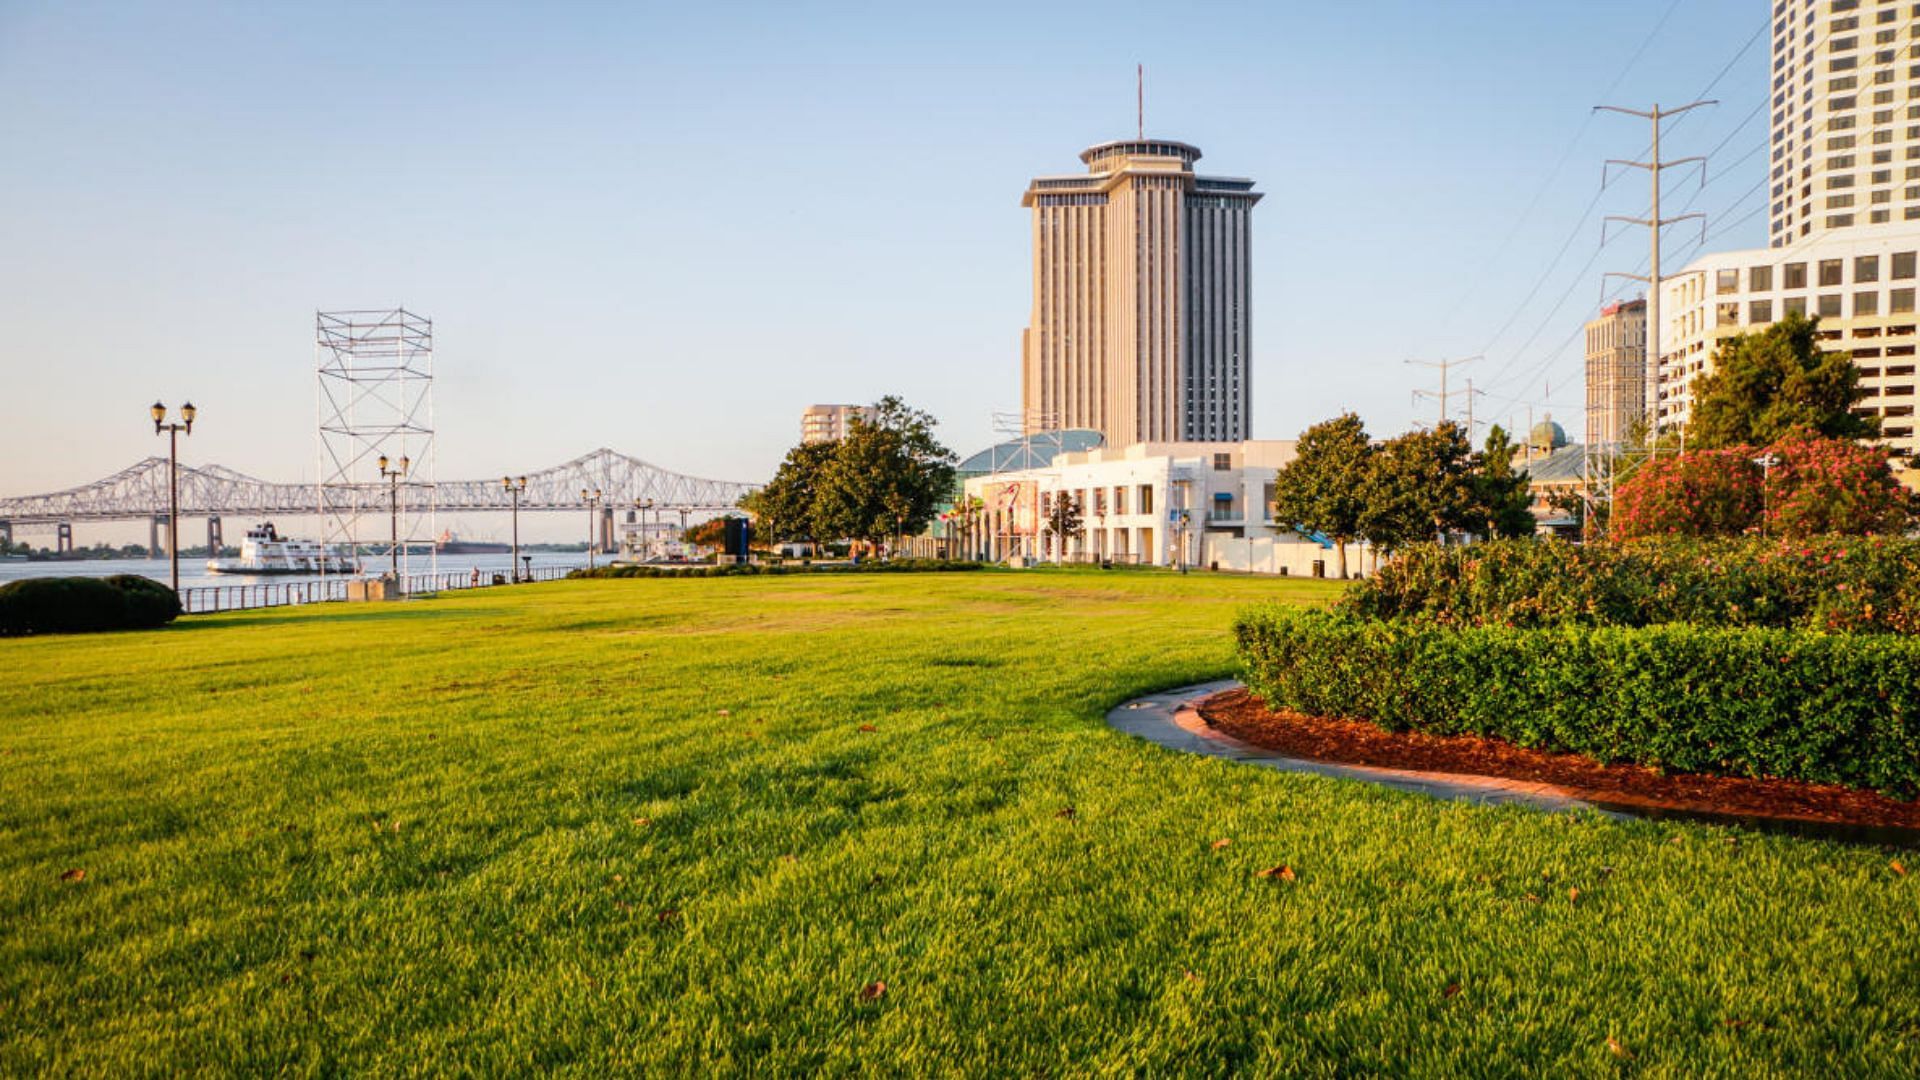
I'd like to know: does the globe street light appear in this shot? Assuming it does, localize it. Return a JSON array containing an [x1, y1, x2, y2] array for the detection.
[[378, 454, 410, 585], [150, 401, 195, 595], [504, 475, 527, 580], [633, 497, 655, 562], [581, 488, 603, 569]]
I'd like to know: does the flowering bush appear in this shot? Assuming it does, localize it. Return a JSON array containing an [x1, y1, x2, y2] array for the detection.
[[1612, 433, 1913, 540], [1612, 448, 1762, 539], [1763, 430, 1916, 537], [1347, 536, 1920, 634]]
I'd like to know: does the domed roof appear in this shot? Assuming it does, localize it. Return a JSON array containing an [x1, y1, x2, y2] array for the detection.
[[957, 429, 1105, 475], [1528, 419, 1568, 451]]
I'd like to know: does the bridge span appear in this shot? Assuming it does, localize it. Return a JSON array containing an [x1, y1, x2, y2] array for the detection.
[[0, 448, 761, 550]]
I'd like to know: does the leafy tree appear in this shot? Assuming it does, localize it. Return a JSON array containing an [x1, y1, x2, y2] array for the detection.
[[1358, 422, 1476, 552], [1687, 312, 1878, 448], [812, 396, 957, 550], [682, 518, 729, 548], [1042, 492, 1083, 562], [739, 441, 836, 544], [1612, 448, 1763, 539], [1270, 412, 1374, 578], [1468, 425, 1537, 539]]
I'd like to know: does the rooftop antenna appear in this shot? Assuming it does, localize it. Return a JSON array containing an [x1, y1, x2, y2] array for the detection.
[[1137, 63, 1144, 139]]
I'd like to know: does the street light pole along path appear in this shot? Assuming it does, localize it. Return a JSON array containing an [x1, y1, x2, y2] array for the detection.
[[378, 454, 410, 586], [505, 476, 527, 580], [581, 488, 603, 570], [150, 401, 195, 595]]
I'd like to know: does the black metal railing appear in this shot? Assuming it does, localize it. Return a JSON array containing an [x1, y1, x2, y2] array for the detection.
[[180, 564, 576, 614]]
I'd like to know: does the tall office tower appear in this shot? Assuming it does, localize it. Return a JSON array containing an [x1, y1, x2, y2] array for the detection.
[[1584, 299, 1647, 448], [1769, 0, 1920, 247], [1020, 139, 1261, 445], [800, 403, 877, 445]]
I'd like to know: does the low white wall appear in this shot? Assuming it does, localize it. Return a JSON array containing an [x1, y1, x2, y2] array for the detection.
[[1200, 534, 1370, 579]]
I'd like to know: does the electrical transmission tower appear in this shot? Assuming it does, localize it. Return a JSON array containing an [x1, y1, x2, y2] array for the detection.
[[1590, 99, 1714, 538], [1407, 355, 1480, 430]]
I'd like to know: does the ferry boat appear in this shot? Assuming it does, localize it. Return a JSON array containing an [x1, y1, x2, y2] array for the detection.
[[434, 530, 510, 555], [206, 523, 360, 576]]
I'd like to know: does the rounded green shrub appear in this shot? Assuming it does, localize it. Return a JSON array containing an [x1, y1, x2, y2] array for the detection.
[[0, 575, 181, 636]]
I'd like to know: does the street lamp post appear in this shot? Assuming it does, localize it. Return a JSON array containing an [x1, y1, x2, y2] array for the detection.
[[633, 497, 655, 562], [504, 475, 527, 580], [150, 401, 195, 595], [581, 488, 603, 569], [378, 454, 410, 585], [1754, 453, 1779, 538]]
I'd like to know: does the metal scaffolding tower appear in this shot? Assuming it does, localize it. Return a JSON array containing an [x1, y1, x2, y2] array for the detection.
[[315, 308, 436, 582]]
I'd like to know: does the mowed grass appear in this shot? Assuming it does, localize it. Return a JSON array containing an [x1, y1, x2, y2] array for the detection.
[[2, 569, 1917, 1076]]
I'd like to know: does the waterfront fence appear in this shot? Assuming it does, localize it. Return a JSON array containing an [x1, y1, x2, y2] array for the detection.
[[180, 564, 576, 614]]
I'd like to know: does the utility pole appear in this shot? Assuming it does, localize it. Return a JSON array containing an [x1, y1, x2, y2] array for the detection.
[[1596, 100, 1715, 462], [1407, 355, 1480, 428]]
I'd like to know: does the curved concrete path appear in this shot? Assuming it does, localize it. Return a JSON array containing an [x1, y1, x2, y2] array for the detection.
[[1108, 680, 1622, 818]]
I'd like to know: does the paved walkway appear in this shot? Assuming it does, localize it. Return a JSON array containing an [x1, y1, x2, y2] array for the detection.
[[1107, 680, 1621, 817]]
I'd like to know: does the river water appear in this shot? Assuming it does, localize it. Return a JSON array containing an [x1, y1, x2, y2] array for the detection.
[[0, 551, 593, 591]]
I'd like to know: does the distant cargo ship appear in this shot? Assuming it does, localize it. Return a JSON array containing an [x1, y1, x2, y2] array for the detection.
[[435, 531, 511, 555]]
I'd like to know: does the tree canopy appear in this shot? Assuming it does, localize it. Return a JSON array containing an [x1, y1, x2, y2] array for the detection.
[[1469, 425, 1537, 540], [1687, 312, 1878, 449], [1269, 413, 1373, 578], [1358, 422, 1477, 551], [746, 396, 957, 551]]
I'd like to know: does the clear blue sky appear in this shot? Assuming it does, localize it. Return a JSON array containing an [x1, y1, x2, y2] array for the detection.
[[0, 0, 1768, 502]]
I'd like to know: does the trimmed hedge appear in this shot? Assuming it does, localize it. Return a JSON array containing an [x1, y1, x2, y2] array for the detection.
[[1346, 536, 1920, 634], [1235, 605, 1920, 795], [571, 558, 989, 580], [0, 575, 182, 636]]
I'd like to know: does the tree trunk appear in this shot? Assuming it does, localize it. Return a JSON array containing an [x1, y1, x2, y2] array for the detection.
[[1335, 536, 1349, 580]]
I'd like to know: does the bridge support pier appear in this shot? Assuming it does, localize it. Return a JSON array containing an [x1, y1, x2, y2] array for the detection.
[[207, 516, 223, 555], [56, 523, 73, 554], [599, 507, 616, 553], [0, 520, 10, 549], [149, 514, 172, 558]]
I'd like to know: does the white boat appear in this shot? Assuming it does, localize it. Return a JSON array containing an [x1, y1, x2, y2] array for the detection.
[[206, 522, 361, 576]]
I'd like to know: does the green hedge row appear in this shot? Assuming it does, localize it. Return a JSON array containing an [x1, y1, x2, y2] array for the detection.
[[570, 558, 989, 580], [1347, 536, 1920, 634], [1235, 605, 1920, 795], [0, 575, 182, 636]]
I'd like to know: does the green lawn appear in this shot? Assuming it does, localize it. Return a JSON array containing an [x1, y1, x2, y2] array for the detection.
[[2, 569, 1916, 1075]]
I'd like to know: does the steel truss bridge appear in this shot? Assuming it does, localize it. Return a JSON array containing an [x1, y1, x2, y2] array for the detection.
[[0, 448, 760, 545]]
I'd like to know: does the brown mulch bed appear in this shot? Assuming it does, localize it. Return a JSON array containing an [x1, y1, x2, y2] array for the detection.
[[1198, 688, 1920, 831]]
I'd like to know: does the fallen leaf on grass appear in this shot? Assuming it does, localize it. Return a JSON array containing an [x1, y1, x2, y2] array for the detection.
[[1568, 887, 1581, 904], [1442, 983, 1461, 999], [1211, 839, 1232, 850], [858, 724, 878, 733], [1256, 865, 1296, 882], [717, 709, 731, 717], [1183, 970, 1202, 984], [656, 908, 681, 924], [1892, 860, 1908, 876], [632, 817, 651, 827], [59, 868, 84, 883], [1055, 807, 1076, 819], [1522, 893, 1541, 903], [1606, 1037, 1634, 1060], [858, 981, 887, 1002]]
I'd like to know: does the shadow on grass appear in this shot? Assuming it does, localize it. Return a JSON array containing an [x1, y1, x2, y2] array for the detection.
[[171, 601, 514, 632]]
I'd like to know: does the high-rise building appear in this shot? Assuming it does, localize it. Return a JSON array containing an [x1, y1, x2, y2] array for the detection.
[[1020, 139, 1261, 446], [1769, 1, 1920, 247], [800, 404, 876, 445], [1584, 299, 1647, 448]]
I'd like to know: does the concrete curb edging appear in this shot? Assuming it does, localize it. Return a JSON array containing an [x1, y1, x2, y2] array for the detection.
[[1106, 680, 1623, 818]]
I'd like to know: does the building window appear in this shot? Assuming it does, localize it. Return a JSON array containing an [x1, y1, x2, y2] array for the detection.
[[1717, 268, 1741, 294], [1857, 290, 1881, 315], [1785, 262, 1808, 287], [1820, 293, 1845, 317], [1894, 287, 1917, 313], [1820, 258, 1846, 285], [1212, 453, 1232, 471], [1139, 485, 1154, 515], [1750, 265, 1774, 291], [1858, 254, 1881, 281], [1894, 252, 1916, 278], [1718, 302, 1740, 326], [1750, 299, 1774, 322]]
